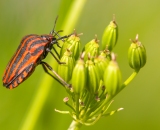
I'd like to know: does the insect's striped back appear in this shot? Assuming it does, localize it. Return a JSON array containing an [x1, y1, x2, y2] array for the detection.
[[3, 34, 51, 89]]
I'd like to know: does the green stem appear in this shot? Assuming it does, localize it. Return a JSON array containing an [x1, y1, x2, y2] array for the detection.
[[75, 94, 80, 119], [88, 95, 112, 118], [20, 76, 55, 130], [121, 69, 139, 89], [60, 0, 87, 34], [68, 120, 82, 130], [80, 92, 93, 121]]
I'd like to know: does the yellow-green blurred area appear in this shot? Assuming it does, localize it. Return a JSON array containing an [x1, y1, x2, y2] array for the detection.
[[0, 0, 160, 130]]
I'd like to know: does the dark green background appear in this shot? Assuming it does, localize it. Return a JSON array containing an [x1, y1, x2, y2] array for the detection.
[[0, 0, 159, 130]]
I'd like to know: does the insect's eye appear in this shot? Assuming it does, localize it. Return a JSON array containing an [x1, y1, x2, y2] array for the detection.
[[41, 35, 46, 39], [41, 35, 50, 40]]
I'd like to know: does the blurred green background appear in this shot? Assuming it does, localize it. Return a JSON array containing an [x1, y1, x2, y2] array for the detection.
[[0, 0, 160, 130]]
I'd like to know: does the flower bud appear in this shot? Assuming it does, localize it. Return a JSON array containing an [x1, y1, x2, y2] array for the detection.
[[101, 19, 118, 51], [128, 34, 147, 70], [94, 51, 110, 79], [58, 49, 75, 82], [60, 33, 81, 60], [83, 36, 98, 51], [83, 37, 99, 61], [86, 58, 100, 94], [103, 53, 122, 96], [71, 53, 86, 95]]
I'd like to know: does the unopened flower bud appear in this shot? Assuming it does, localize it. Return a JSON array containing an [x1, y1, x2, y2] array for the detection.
[[58, 49, 75, 82], [128, 34, 147, 70], [71, 53, 86, 95], [63, 97, 69, 103], [94, 51, 110, 79], [86, 58, 100, 94], [102, 18, 118, 51], [83, 37, 99, 61], [103, 53, 122, 96], [60, 33, 81, 60]]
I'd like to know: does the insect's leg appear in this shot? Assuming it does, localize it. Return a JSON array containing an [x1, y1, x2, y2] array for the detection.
[[56, 42, 62, 48], [40, 61, 70, 87], [51, 33, 73, 44], [46, 48, 65, 64], [41, 62, 64, 86], [56, 33, 73, 41], [53, 41, 62, 48], [52, 46, 60, 59], [51, 40, 62, 48]]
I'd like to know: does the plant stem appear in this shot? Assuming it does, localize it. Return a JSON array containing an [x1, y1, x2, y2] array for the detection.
[[60, 0, 87, 34], [87, 95, 112, 118], [121, 69, 139, 90], [68, 120, 82, 130], [20, 76, 54, 130], [75, 94, 80, 118]]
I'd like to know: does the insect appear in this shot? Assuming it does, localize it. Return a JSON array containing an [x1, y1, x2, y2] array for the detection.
[[2, 17, 70, 89]]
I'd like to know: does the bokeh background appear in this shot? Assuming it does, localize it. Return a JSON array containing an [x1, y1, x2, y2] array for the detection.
[[0, 0, 160, 130]]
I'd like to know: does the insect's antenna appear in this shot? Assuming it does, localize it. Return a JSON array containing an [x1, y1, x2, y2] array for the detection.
[[53, 16, 58, 31], [50, 16, 59, 35], [50, 16, 66, 42]]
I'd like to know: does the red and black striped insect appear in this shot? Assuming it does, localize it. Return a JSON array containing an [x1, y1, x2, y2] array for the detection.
[[2, 17, 70, 89]]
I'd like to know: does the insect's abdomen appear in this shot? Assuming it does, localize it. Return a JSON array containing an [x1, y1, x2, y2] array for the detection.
[[3, 34, 49, 89]]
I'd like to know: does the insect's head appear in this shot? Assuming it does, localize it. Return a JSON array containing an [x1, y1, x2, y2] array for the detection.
[[41, 34, 56, 42]]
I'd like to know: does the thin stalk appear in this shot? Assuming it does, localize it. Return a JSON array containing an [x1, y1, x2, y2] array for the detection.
[[121, 69, 139, 89], [20, 76, 54, 130], [68, 120, 82, 130], [81, 93, 96, 120], [79, 92, 92, 121], [75, 94, 80, 119], [87, 95, 112, 118], [60, 0, 87, 34]]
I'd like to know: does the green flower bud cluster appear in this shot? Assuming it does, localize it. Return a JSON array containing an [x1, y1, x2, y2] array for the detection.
[[54, 17, 147, 127], [56, 33, 122, 124]]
